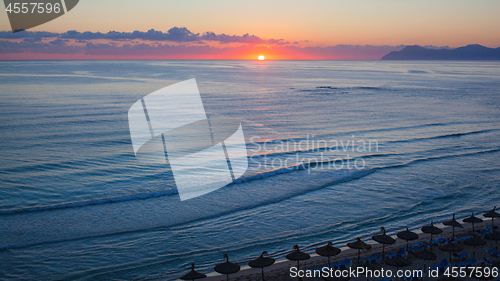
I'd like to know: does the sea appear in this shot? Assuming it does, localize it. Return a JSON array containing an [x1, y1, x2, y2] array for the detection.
[[0, 60, 499, 280]]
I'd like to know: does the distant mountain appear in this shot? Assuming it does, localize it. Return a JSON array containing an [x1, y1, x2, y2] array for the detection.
[[381, 44, 500, 60]]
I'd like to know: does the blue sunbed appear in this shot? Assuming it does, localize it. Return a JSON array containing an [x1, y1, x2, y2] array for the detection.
[[360, 254, 381, 264], [333, 259, 351, 269], [452, 252, 469, 261], [429, 259, 448, 272], [455, 259, 477, 267], [481, 257, 493, 267], [457, 236, 473, 242], [477, 230, 492, 237], [409, 244, 429, 253], [386, 247, 407, 259], [487, 249, 500, 257]]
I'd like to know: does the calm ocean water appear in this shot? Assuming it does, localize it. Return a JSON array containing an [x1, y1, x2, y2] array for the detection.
[[0, 60, 499, 280]]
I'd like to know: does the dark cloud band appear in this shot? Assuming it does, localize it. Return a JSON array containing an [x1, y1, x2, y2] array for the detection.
[[0, 27, 288, 45]]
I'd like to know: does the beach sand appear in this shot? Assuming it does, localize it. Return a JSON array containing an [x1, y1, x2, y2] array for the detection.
[[202, 219, 499, 281]]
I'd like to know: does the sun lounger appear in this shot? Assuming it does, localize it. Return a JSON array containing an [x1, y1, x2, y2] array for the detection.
[[429, 238, 447, 245], [333, 259, 351, 269], [486, 226, 499, 231], [477, 230, 492, 237], [455, 258, 477, 267], [409, 246, 428, 253], [452, 252, 469, 261], [386, 247, 407, 259], [457, 236, 473, 242], [408, 242, 423, 250], [487, 249, 500, 257], [429, 259, 448, 272], [428, 239, 440, 245], [408, 243, 429, 254], [481, 257, 493, 267], [360, 254, 382, 264]]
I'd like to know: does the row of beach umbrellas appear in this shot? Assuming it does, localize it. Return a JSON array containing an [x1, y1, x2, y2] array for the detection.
[[181, 207, 500, 281]]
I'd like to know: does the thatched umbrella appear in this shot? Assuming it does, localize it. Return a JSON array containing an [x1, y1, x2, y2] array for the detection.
[[422, 221, 443, 244], [484, 207, 500, 230], [372, 227, 396, 261], [397, 227, 419, 250], [439, 241, 463, 261], [412, 250, 437, 277], [180, 263, 207, 281], [248, 251, 275, 281], [316, 241, 341, 267], [347, 237, 372, 263], [443, 214, 463, 240], [463, 213, 483, 234], [286, 245, 310, 271], [214, 254, 240, 281], [485, 232, 500, 253], [464, 237, 486, 258]]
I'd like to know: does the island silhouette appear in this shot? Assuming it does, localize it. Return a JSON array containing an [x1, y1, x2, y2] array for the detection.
[[381, 44, 500, 60]]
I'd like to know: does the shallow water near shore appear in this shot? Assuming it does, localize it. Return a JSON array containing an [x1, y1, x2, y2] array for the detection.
[[0, 60, 499, 280]]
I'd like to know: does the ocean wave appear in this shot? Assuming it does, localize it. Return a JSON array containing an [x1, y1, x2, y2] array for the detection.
[[387, 129, 498, 143], [0, 189, 179, 215], [0, 154, 365, 216], [2, 142, 498, 216], [248, 121, 489, 147], [1, 147, 499, 251]]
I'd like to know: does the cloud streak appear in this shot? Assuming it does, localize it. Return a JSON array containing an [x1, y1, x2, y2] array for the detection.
[[0, 27, 288, 45]]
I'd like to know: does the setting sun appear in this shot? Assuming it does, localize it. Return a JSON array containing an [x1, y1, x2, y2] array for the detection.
[[258, 55, 265, 61]]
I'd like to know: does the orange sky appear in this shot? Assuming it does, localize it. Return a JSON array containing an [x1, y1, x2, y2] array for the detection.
[[1, 0, 499, 59], [1, 0, 498, 47]]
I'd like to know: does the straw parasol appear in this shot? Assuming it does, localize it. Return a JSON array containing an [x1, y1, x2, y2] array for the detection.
[[372, 227, 396, 261], [286, 245, 310, 271], [248, 251, 275, 281], [412, 249, 437, 277], [463, 213, 483, 234], [443, 214, 463, 240], [347, 237, 372, 263], [422, 221, 443, 244], [397, 227, 419, 250], [463, 237, 486, 258], [439, 241, 463, 261], [316, 241, 341, 267], [214, 254, 240, 281], [180, 263, 207, 281], [484, 207, 500, 230]]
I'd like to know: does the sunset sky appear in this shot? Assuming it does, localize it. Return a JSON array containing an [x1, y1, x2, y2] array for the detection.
[[1, 0, 499, 59]]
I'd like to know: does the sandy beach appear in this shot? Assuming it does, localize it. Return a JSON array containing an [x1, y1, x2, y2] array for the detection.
[[203, 218, 499, 281]]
